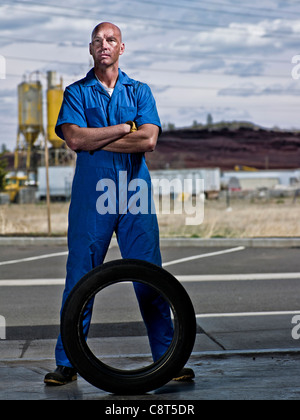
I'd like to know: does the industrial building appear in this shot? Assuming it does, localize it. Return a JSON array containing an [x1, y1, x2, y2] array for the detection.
[[15, 70, 75, 172], [3, 71, 75, 203], [222, 169, 300, 191]]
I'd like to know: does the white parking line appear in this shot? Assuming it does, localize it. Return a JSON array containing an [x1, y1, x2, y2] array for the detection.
[[196, 310, 300, 319], [177, 273, 300, 282], [2, 272, 299, 287], [3, 245, 296, 287], [0, 279, 65, 287], [162, 246, 245, 267], [0, 251, 68, 266], [0, 246, 244, 268]]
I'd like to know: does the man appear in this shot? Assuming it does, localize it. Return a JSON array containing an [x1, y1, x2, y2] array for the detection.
[[44, 22, 194, 386]]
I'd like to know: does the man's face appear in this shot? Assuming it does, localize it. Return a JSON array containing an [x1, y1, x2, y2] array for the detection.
[[89, 24, 125, 69]]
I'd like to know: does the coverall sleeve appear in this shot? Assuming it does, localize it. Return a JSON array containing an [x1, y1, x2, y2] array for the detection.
[[55, 85, 87, 140], [135, 84, 162, 135]]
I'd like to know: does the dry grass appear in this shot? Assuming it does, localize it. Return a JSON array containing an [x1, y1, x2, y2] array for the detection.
[[0, 197, 299, 238], [158, 197, 300, 238]]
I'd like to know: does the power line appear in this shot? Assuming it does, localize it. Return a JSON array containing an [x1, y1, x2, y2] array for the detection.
[[150, 84, 300, 95], [206, 0, 300, 16], [156, 103, 300, 110], [3, 52, 294, 85], [2, 71, 298, 96], [192, 0, 300, 18], [4, 46, 292, 66], [7, 0, 300, 20], [5, 55, 87, 66], [2, 0, 300, 39], [129, 50, 291, 65], [3, 62, 292, 82], [126, 0, 300, 20], [2, 37, 294, 82]]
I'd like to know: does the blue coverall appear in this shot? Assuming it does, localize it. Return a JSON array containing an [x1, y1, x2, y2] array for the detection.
[[54, 68, 174, 367]]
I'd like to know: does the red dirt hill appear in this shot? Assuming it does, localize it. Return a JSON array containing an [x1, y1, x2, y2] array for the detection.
[[146, 128, 300, 171]]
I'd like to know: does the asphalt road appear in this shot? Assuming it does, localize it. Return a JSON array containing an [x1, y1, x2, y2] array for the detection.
[[0, 242, 300, 352], [2, 241, 300, 401]]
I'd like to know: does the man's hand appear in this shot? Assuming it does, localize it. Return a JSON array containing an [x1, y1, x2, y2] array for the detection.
[[126, 121, 138, 133]]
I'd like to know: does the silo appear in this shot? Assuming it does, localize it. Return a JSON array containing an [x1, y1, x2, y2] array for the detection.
[[47, 71, 64, 149], [17, 79, 44, 170]]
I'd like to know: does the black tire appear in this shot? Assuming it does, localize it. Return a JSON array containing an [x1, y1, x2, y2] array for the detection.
[[61, 259, 196, 395]]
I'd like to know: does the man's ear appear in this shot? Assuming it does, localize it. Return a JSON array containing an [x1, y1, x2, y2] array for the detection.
[[119, 42, 125, 56]]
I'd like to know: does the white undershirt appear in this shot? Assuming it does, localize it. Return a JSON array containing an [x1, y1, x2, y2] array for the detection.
[[95, 74, 114, 97]]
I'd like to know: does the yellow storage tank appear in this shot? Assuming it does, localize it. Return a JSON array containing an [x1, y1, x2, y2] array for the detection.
[[18, 81, 43, 146], [47, 71, 64, 149]]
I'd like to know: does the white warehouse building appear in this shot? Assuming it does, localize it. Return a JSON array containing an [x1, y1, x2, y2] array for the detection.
[[222, 169, 300, 191]]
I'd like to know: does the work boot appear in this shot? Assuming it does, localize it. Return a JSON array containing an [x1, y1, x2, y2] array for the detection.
[[44, 366, 77, 386], [173, 367, 195, 382]]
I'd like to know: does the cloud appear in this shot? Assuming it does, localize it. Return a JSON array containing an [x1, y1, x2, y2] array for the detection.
[[224, 61, 266, 77], [218, 81, 300, 96], [0, 0, 300, 151], [189, 59, 266, 77], [172, 18, 300, 57]]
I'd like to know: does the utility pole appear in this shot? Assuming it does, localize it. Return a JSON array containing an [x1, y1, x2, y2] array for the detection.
[[44, 135, 51, 236]]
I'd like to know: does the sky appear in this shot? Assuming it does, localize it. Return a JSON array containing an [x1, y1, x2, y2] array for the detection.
[[0, 0, 300, 151]]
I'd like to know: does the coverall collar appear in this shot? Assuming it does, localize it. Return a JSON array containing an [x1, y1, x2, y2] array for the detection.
[[84, 68, 134, 90]]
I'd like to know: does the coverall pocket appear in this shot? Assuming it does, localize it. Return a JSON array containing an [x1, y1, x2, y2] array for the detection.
[[85, 107, 107, 127], [120, 106, 137, 123]]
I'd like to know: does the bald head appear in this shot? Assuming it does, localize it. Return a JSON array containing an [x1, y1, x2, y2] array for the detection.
[[89, 22, 125, 72], [91, 22, 122, 42]]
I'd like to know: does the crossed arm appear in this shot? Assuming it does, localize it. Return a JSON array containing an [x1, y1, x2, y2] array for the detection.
[[61, 123, 159, 154]]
